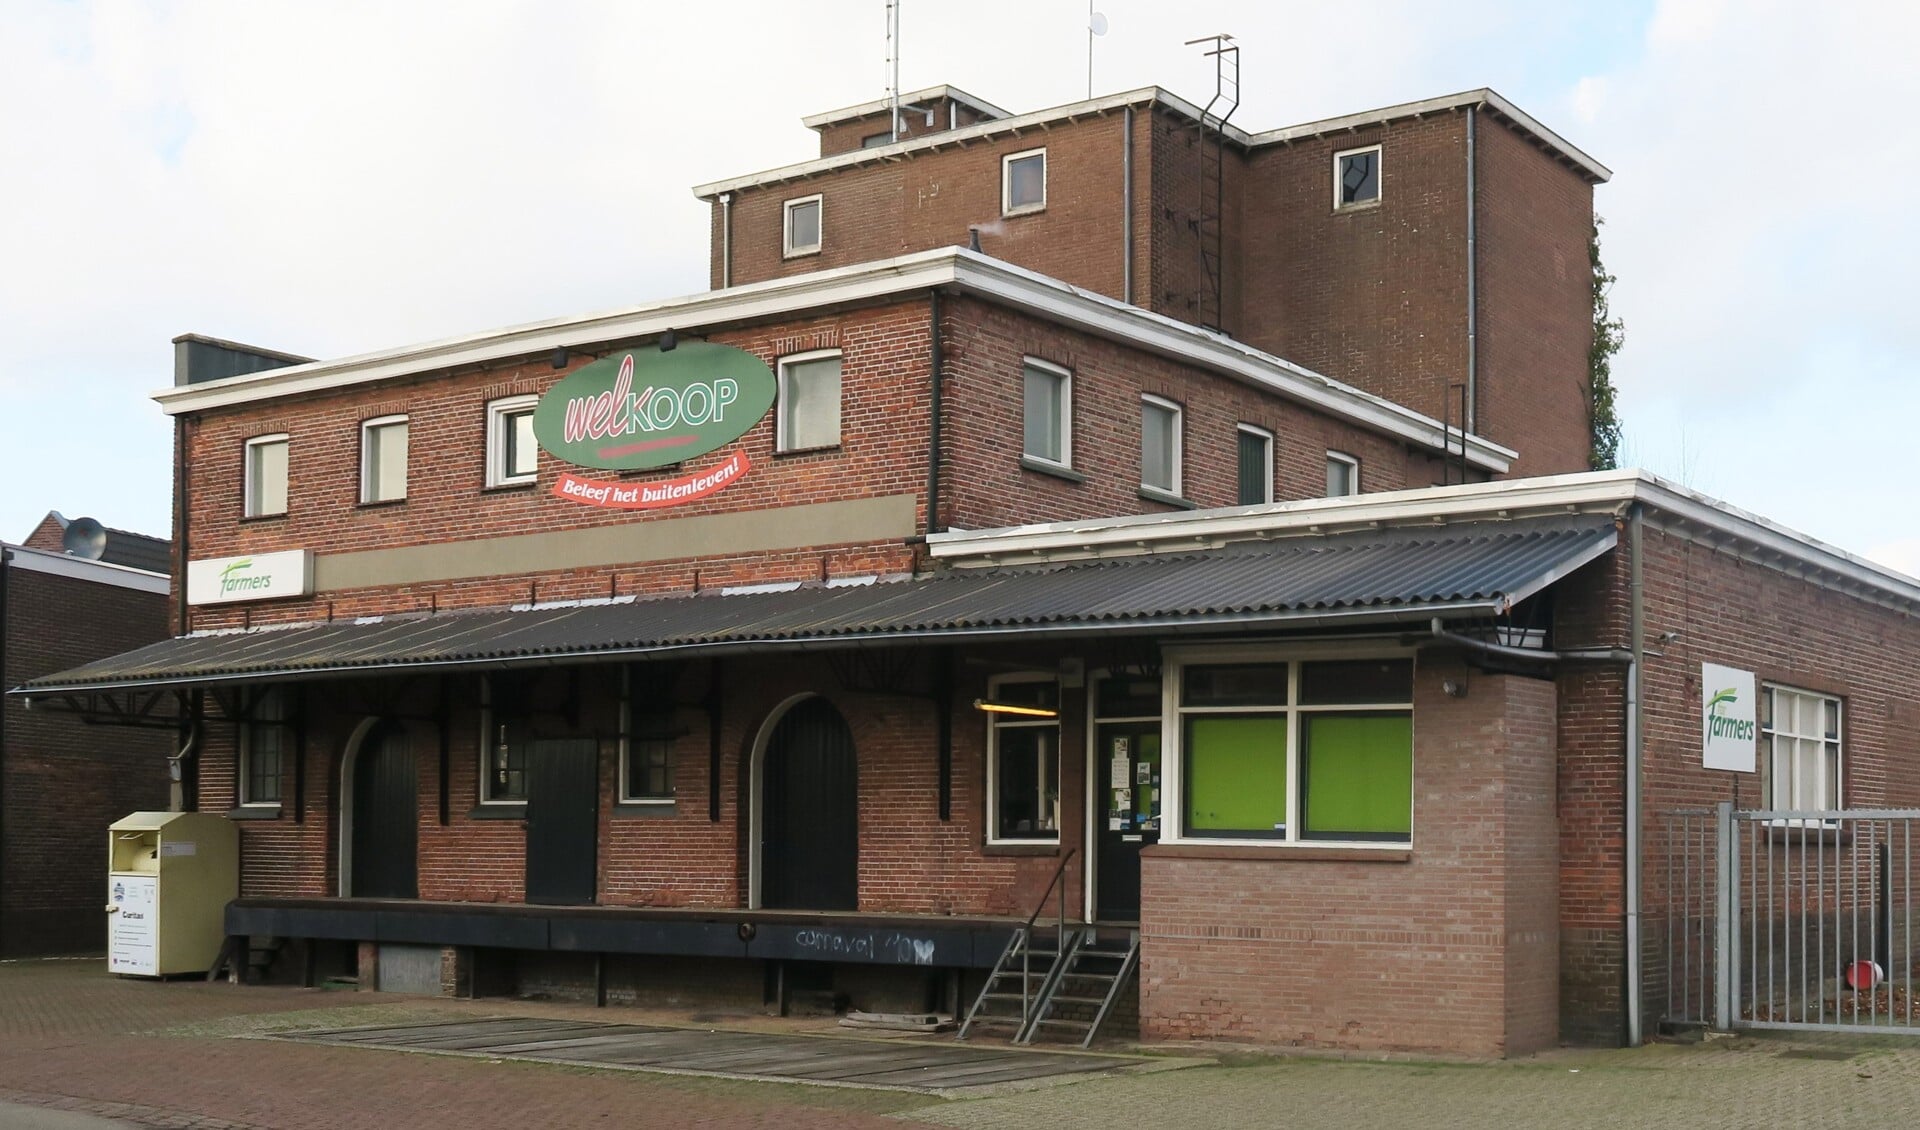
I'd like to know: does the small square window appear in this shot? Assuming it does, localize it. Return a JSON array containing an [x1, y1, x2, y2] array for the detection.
[[486, 396, 539, 488], [1326, 451, 1359, 497], [1002, 148, 1047, 216], [1237, 425, 1274, 506], [1335, 145, 1382, 209], [361, 415, 408, 504], [1141, 395, 1182, 496], [623, 732, 675, 802], [777, 351, 842, 452], [1022, 359, 1071, 468], [784, 194, 823, 258], [244, 434, 289, 518]]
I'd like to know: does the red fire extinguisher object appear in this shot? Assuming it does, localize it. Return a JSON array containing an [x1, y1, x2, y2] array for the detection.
[[1845, 959, 1884, 991]]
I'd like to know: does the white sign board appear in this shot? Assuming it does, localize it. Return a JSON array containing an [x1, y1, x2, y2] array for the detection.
[[107, 874, 158, 976], [186, 549, 313, 606], [1701, 662, 1757, 773]]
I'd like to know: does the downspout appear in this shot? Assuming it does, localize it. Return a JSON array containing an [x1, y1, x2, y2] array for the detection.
[[1122, 105, 1135, 306], [0, 546, 10, 949], [168, 720, 199, 814], [175, 415, 191, 635], [719, 193, 734, 290], [1465, 106, 1479, 435], [1625, 503, 1646, 1046], [925, 289, 944, 537]]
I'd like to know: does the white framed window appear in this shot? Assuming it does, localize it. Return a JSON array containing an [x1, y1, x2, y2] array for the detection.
[[985, 674, 1062, 844], [783, 193, 823, 258], [1002, 148, 1047, 216], [1022, 358, 1072, 469], [238, 687, 290, 808], [1237, 425, 1274, 506], [1334, 144, 1382, 209], [776, 349, 842, 452], [1326, 451, 1360, 497], [1163, 649, 1414, 848], [243, 434, 290, 518], [360, 415, 409, 504], [1761, 684, 1842, 811], [1140, 394, 1183, 496], [485, 395, 539, 489]]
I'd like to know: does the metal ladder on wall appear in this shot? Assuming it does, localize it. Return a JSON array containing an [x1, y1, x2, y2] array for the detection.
[[1185, 33, 1239, 332]]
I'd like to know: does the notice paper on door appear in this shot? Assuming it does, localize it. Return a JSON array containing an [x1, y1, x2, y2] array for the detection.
[[1110, 753, 1129, 786]]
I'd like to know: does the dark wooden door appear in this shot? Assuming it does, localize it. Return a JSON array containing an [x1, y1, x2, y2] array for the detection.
[[351, 722, 418, 899], [525, 739, 599, 906], [1095, 722, 1161, 922], [761, 698, 858, 910]]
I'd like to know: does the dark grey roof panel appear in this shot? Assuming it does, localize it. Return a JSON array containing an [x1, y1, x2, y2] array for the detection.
[[14, 516, 1616, 693]]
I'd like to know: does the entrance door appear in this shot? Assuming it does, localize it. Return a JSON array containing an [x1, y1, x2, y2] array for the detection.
[[761, 697, 858, 910], [1094, 722, 1162, 922], [351, 722, 418, 899], [525, 739, 599, 906]]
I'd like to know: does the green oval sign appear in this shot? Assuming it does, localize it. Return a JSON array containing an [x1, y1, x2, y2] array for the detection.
[[532, 342, 776, 470]]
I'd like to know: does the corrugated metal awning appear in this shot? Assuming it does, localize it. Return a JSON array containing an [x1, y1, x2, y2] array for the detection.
[[12, 516, 1615, 694]]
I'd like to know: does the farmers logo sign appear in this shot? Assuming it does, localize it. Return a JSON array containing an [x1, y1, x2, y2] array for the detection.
[[533, 343, 775, 510], [1700, 662, 1757, 773]]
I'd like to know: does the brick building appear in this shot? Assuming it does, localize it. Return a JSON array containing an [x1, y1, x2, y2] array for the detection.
[[1, 514, 171, 956], [13, 82, 1919, 1057]]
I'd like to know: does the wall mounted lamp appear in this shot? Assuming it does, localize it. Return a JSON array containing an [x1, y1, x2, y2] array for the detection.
[[972, 699, 1059, 718]]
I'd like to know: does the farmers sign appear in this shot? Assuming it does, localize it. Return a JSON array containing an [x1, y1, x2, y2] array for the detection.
[[1701, 662, 1757, 773], [533, 342, 775, 510]]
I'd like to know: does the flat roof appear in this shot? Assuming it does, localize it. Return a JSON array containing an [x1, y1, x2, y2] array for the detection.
[[800, 85, 1012, 130], [152, 246, 1515, 473], [693, 86, 1609, 200]]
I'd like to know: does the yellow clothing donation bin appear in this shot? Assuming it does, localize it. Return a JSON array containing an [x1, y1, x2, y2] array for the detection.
[[107, 812, 238, 977]]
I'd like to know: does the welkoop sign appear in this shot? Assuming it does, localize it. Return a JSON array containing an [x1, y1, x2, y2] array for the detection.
[[533, 342, 776, 509]]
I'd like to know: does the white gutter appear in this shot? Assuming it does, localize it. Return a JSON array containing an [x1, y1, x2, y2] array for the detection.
[[0, 542, 170, 594], [929, 468, 1920, 612], [150, 247, 1513, 472]]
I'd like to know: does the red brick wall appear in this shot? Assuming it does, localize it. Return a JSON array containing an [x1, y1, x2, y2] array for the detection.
[[1, 564, 172, 955], [1136, 658, 1560, 1057]]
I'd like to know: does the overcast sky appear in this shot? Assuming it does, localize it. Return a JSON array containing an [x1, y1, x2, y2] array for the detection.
[[4, 0, 1915, 575]]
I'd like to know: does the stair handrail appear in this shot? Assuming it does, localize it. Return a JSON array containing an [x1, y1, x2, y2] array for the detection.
[[1019, 848, 1076, 1022]]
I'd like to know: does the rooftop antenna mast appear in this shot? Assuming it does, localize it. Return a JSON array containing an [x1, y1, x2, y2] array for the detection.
[[887, 0, 903, 142], [1087, 5, 1109, 99]]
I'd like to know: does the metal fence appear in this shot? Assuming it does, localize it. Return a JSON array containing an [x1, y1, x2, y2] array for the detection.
[[1663, 804, 1920, 1034]]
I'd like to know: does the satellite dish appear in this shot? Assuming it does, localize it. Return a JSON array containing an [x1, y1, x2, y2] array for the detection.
[[63, 516, 108, 560], [1090, 11, 1109, 35]]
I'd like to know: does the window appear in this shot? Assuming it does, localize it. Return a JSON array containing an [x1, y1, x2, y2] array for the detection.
[[777, 350, 842, 452], [1173, 655, 1413, 845], [783, 194, 823, 258], [985, 676, 1061, 843], [1335, 144, 1382, 209], [239, 687, 290, 808], [486, 396, 539, 488], [244, 434, 289, 518], [861, 131, 892, 149], [620, 667, 676, 804], [478, 677, 526, 804], [361, 415, 408, 504], [1762, 685, 1842, 811], [1237, 425, 1274, 506], [1002, 148, 1047, 216], [1140, 395, 1183, 496], [1022, 358, 1071, 468], [1326, 451, 1359, 497]]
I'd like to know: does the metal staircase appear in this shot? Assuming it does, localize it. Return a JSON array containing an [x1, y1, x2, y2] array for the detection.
[[957, 851, 1141, 1048]]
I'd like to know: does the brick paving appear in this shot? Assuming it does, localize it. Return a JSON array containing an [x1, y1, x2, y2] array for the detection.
[[9, 958, 1920, 1128]]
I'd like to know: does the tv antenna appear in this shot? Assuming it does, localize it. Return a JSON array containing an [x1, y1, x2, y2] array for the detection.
[[62, 516, 108, 560]]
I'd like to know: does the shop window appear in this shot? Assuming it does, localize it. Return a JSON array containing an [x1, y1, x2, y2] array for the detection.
[[238, 687, 289, 808], [1003, 148, 1047, 216], [1022, 358, 1072, 469], [1237, 425, 1274, 506], [1326, 451, 1359, 497], [244, 434, 289, 518], [1140, 395, 1183, 496], [783, 194, 823, 258], [1172, 654, 1412, 846], [486, 395, 538, 489], [1335, 144, 1382, 209], [777, 350, 842, 452], [984, 675, 1061, 844], [361, 415, 409, 504], [1762, 684, 1842, 811]]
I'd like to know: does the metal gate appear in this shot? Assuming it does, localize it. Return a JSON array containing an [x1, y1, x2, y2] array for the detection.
[[1664, 804, 1920, 1033]]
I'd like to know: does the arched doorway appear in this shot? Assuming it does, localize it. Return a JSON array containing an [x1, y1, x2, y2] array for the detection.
[[343, 720, 417, 899], [756, 696, 858, 910]]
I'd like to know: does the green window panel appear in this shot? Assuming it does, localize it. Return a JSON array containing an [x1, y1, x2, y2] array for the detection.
[[1301, 713, 1412, 840], [1183, 714, 1288, 837]]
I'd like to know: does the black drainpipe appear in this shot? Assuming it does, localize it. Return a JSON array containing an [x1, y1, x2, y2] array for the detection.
[[175, 415, 191, 635], [0, 545, 11, 951], [925, 289, 945, 538]]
